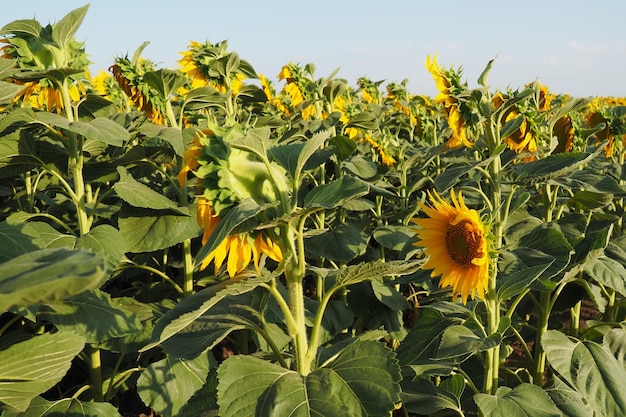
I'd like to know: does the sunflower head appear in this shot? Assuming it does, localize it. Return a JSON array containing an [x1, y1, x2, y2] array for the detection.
[[411, 189, 492, 304]]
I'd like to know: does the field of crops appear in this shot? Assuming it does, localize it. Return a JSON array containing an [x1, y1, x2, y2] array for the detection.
[[2, 5, 626, 417]]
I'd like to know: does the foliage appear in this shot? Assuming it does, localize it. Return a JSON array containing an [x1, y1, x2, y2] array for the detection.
[[1, 5, 626, 417]]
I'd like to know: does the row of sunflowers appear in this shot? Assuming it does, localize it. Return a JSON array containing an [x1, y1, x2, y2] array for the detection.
[[1, 5, 626, 417]]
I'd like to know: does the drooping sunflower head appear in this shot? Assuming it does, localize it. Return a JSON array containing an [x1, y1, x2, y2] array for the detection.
[[411, 189, 492, 304]]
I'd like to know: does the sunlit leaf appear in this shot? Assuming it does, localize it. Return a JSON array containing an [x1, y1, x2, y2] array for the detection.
[[38, 289, 143, 344], [137, 353, 214, 417], [543, 330, 626, 416], [474, 384, 562, 417], [0, 248, 105, 311], [51, 4, 90, 48], [118, 205, 199, 253], [217, 340, 400, 417], [0, 331, 85, 412], [113, 166, 186, 213]]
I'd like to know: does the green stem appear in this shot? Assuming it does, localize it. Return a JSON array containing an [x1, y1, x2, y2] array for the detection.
[[182, 239, 194, 297], [570, 300, 581, 337], [532, 291, 551, 386], [86, 345, 104, 402], [282, 218, 310, 375]]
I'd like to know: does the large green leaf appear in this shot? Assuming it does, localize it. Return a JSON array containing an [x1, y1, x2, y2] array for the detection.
[[159, 291, 266, 359], [512, 147, 603, 184], [118, 204, 199, 253], [139, 124, 188, 156], [0, 248, 105, 311], [305, 221, 369, 263], [75, 224, 125, 273], [303, 175, 370, 209], [0, 221, 40, 262], [2, 396, 121, 417], [137, 353, 213, 417], [0, 19, 43, 39], [0, 331, 86, 412], [331, 259, 423, 289], [145, 275, 273, 357], [584, 255, 626, 295], [436, 325, 501, 360], [395, 307, 461, 374], [217, 340, 400, 417], [0, 80, 23, 105], [543, 330, 626, 416], [38, 289, 143, 344], [51, 4, 89, 48], [401, 377, 463, 415], [474, 384, 562, 417], [497, 262, 553, 300], [35, 113, 129, 146], [113, 166, 186, 213]]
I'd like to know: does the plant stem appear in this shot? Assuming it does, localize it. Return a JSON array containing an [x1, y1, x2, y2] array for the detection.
[[86, 345, 104, 402], [532, 291, 551, 386]]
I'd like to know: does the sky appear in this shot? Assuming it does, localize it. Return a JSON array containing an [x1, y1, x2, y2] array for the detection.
[[3, 1, 626, 98]]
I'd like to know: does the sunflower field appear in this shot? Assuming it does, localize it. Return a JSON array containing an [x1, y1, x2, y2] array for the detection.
[[2, 5, 626, 417]]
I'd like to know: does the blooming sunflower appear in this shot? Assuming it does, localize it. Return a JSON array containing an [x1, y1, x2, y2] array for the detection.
[[412, 189, 491, 304]]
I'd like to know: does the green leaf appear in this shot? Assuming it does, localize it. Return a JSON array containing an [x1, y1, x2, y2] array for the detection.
[[137, 353, 214, 417], [143, 68, 187, 100], [295, 129, 332, 179], [0, 81, 23, 105], [332, 260, 422, 289], [159, 291, 266, 359], [543, 330, 626, 416], [51, 4, 90, 48], [0, 19, 43, 38], [2, 396, 121, 417], [229, 126, 270, 163], [145, 275, 273, 356], [182, 86, 227, 110], [36, 113, 130, 146], [401, 378, 463, 415], [303, 175, 369, 209], [474, 384, 562, 417], [76, 224, 125, 273], [512, 147, 604, 184], [584, 256, 626, 295], [113, 166, 186, 213], [395, 307, 461, 371], [566, 190, 614, 210], [38, 289, 143, 344], [342, 155, 378, 179], [0, 221, 40, 262], [436, 325, 501, 360], [0, 248, 105, 311], [305, 221, 369, 263], [546, 377, 594, 417], [373, 224, 418, 251], [140, 124, 187, 156], [118, 205, 200, 253], [497, 262, 553, 300], [217, 340, 400, 417], [0, 331, 85, 412]]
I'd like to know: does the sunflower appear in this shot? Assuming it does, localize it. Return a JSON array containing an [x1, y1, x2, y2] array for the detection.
[[412, 189, 491, 304], [199, 232, 283, 277], [425, 55, 471, 149]]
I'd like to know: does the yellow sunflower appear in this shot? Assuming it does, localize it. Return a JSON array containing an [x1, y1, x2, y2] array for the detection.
[[425, 55, 471, 149], [412, 189, 491, 304]]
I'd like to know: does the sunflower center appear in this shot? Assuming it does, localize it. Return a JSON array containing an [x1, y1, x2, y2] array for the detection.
[[446, 219, 484, 266]]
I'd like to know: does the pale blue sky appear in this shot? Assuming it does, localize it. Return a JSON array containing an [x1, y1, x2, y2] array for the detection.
[[4, 1, 626, 98]]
